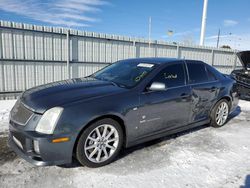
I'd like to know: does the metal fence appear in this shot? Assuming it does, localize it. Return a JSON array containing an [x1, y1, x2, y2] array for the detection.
[[0, 20, 241, 99]]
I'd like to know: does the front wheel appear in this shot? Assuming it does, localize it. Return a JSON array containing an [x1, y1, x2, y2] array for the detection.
[[210, 99, 230, 127], [76, 118, 123, 168]]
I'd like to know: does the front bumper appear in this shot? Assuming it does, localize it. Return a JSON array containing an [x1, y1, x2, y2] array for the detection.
[[8, 122, 75, 166]]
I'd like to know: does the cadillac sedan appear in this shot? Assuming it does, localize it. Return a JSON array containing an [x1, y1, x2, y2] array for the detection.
[[9, 58, 239, 167]]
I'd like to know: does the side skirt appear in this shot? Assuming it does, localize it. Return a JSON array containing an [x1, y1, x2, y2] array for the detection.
[[126, 119, 210, 148]]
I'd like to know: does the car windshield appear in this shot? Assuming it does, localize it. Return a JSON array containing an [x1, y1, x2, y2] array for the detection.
[[92, 61, 156, 88]]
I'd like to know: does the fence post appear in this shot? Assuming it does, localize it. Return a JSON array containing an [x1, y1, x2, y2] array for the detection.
[[176, 44, 180, 58], [154, 41, 157, 57], [10, 24, 17, 92], [22, 24, 27, 90], [66, 29, 70, 79], [0, 27, 5, 92], [211, 49, 214, 66], [233, 51, 237, 70], [135, 41, 140, 58]]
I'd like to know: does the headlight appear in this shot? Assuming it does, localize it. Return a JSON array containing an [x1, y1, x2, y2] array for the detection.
[[35, 107, 63, 134]]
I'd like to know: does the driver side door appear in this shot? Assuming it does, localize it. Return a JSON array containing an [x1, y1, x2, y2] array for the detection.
[[137, 62, 192, 138]]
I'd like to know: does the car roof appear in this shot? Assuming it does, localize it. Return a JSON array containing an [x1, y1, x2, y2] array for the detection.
[[122, 57, 201, 65], [121, 57, 182, 65]]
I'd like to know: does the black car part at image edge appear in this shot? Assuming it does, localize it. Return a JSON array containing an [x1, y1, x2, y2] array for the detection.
[[231, 51, 250, 100]]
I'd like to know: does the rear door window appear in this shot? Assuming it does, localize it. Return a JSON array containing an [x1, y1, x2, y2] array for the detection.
[[206, 66, 217, 81], [186, 61, 208, 84]]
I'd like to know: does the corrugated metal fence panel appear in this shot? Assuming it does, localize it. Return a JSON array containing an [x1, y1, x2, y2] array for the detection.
[[106, 41, 112, 63], [180, 47, 212, 64], [53, 35, 62, 61], [34, 33, 43, 60], [85, 38, 93, 62], [213, 51, 236, 74], [3, 62, 15, 91], [156, 45, 177, 58], [0, 29, 2, 59], [2, 30, 13, 59], [0, 20, 239, 95], [44, 62, 54, 84], [213, 51, 235, 66], [35, 62, 45, 86], [138, 43, 151, 58], [13, 30, 24, 59], [15, 62, 25, 91], [44, 34, 53, 60], [77, 38, 85, 62], [26, 62, 36, 88], [24, 31, 34, 60], [70, 63, 107, 78], [99, 39, 106, 63], [0, 63, 4, 91]]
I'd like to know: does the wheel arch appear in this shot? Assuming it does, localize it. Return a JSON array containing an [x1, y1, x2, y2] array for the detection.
[[210, 95, 232, 115], [218, 95, 232, 108], [72, 114, 127, 156]]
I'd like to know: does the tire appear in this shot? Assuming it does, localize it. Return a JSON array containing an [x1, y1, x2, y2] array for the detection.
[[76, 118, 123, 168], [210, 99, 230, 128]]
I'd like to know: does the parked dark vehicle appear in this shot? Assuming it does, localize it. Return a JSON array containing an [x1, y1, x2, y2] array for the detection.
[[231, 51, 250, 99], [9, 58, 239, 167]]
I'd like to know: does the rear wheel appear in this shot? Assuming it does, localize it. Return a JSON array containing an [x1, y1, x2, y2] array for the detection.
[[210, 99, 230, 127], [76, 118, 123, 167]]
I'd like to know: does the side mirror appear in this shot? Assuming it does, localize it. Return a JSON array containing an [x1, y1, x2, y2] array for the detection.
[[148, 82, 166, 91]]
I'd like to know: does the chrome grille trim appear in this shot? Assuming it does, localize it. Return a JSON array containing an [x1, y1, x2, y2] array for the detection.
[[10, 100, 34, 126]]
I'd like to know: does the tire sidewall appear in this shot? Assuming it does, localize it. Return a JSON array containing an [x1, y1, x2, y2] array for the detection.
[[210, 99, 230, 127], [76, 118, 123, 168]]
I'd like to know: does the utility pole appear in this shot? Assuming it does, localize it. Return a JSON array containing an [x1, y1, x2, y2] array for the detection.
[[66, 29, 70, 79], [216, 29, 220, 48], [199, 0, 208, 46], [148, 16, 151, 49]]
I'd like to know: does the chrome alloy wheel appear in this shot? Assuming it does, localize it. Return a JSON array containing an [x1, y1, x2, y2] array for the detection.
[[84, 124, 119, 163], [215, 101, 229, 126]]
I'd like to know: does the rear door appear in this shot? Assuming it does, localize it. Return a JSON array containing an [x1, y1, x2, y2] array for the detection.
[[137, 61, 192, 137], [186, 61, 220, 122]]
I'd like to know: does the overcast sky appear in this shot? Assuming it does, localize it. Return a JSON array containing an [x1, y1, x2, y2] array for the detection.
[[0, 0, 249, 50]]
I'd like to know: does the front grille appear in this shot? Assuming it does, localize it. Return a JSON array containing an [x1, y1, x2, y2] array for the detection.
[[10, 100, 33, 126], [236, 75, 250, 86]]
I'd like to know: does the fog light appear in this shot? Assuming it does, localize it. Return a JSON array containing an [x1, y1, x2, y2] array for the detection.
[[33, 140, 40, 154]]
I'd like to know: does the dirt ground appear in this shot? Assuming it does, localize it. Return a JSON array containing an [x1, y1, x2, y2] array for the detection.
[[0, 100, 250, 188]]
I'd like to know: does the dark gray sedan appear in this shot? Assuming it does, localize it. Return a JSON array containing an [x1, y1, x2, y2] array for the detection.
[[9, 58, 239, 167]]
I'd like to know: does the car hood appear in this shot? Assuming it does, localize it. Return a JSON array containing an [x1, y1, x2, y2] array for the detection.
[[20, 77, 126, 114], [237, 51, 250, 70]]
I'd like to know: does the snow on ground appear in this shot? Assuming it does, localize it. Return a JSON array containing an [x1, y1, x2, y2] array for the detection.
[[0, 100, 250, 188], [0, 100, 16, 133]]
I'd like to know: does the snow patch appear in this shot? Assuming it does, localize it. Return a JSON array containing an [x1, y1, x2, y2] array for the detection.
[[0, 99, 250, 188], [0, 100, 16, 133]]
